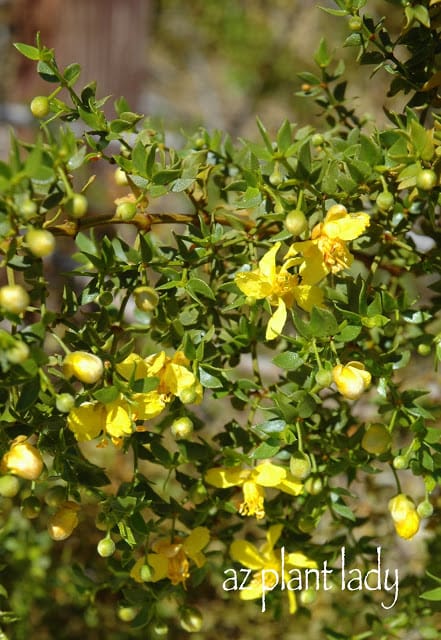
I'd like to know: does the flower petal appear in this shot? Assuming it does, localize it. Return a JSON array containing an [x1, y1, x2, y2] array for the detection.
[[323, 211, 370, 241], [235, 271, 273, 299], [183, 526, 210, 556], [67, 402, 104, 441], [147, 553, 169, 582], [252, 462, 286, 487], [104, 400, 133, 438], [258, 242, 280, 279], [266, 300, 287, 340], [205, 466, 247, 488], [230, 540, 264, 570], [276, 474, 303, 496], [294, 284, 324, 312]]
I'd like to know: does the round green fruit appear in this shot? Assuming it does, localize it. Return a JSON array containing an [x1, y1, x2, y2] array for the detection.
[[21, 495, 41, 519], [26, 228, 56, 258], [304, 476, 323, 495], [21, 199, 38, 220], [44, 485, 67, 507], [6, 341, 30, 365], [133, 286, 159, 312], [392, 455, 407, 470], [180, 606, 203, 633], [97, 537, 116, 557], [56, 393, 75, 413], [116, 202, 137, 221], [284, 209, 308, 236], [171, 417, 194, 439], [117, 606, 138, 622], [361, 424, 391, 455], [417, 500, 433, 518], [290, 454, 311, 480], [416, 169, 437, 191], [417, 343, 431, 356], [0, 284, 30, 314], [315, 368, 333, 388], [0, 475, 20, 498], [66, 194, 88, 219], [30, 96, 50, 119], [376, 191, 394, 212]]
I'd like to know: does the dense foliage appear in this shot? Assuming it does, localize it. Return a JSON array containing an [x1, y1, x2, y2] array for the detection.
[[1, 1, 441, 638]]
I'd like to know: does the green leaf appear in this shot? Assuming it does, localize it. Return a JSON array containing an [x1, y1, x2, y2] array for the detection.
[[277, 120, 292, 153], [37, 60, 59, 83], [332, 501, 356, 521], [186, 278, 215, 301], [272, 351, 303, 371], [309, 307, 339, 337], [63, 63, 81, 86], [251, 441, 281, 459], [314, 38, 332, 68], [17, 378, 40, 412], [199, 367, 223, 389], [13, 42, 41, 60], [254, 419, 286, 435], [420, 587, 441, 601], [92, 386, 120, 404], [132, 141, 148, 176]]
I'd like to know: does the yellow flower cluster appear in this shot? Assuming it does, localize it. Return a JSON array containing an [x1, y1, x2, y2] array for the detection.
[[67, 351, 202, 442], [388, 493, 420, 540], [205, 462, 303, 520], [235, 204, 370, 339]]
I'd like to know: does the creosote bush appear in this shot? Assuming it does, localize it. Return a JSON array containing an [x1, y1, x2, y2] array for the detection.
[[1, 1, 441, 638]]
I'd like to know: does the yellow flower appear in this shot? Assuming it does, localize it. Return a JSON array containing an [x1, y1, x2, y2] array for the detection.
[[234, 242, 323, 340], [290, 204, 370, 284], [67, 393, 166, 442], [131, 527, 210, 586], [388, 494, 420, 540], [117, 351, 203, 405], [332, 361, 371, 400], [1, 435, 44, 480], [205, 462, 303, 519], [63, 351, 104, 384], [145, 350, 203, 404], [230, 524, 317, 614], [47, 501, 80, 540]]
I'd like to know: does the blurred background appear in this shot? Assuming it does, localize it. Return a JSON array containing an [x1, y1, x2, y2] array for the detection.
[[0, 0, 401, 145]]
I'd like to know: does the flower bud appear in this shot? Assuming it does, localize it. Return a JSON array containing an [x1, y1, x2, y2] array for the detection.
[[63, 351, 104, 384], [47, 501, 80, 540], [332, 361, 371, 400], [1, 436, 44, 480], [388, 494, 420, 540], [25, 228, 56, 258]]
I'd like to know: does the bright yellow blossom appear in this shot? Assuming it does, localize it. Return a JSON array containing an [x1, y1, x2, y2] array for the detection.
[[131, 527, 210, 586], [67, 393, 165, 442], [332, 361, 371, 400], [230, 524, 317, 613], [205, 462, 303, 519], [388, 494, 420, 540], [234, 242, 323, 340], [289, 204, 370, 284], [117, 351, 203, 404]]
